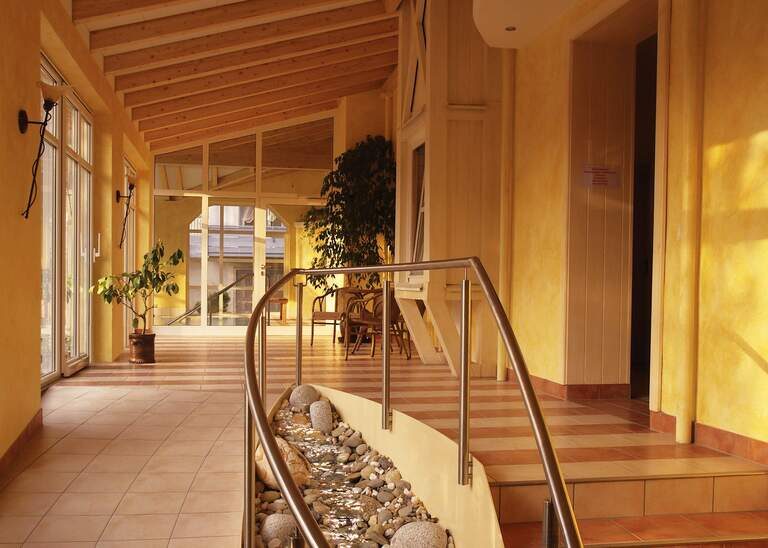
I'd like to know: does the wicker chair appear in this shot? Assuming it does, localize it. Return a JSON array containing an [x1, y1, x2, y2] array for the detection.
[[310, 287, 363, 345], [344, 290, 411, 359]]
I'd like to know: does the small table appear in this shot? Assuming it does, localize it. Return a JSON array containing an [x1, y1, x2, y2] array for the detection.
[[267, 297, 288, 325]]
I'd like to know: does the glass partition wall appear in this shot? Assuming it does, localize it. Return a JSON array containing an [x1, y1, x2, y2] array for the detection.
[[152, 118, 332, 331], [40, 57, 93, 384]]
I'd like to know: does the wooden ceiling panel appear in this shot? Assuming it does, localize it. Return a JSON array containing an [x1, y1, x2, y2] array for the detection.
[[150, 102, 339, 151], [73, 0, 398, 153], [143, 79, 384, 141], [114, 18, 397, 91], [90, 0, 368, 51], [132, 54, 396, 122], [124, 36, 397, 107], [103, 2, 390, 72]]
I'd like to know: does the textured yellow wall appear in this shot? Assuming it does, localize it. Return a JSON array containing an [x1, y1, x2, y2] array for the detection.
[[0, 0, 43, 456], [694, 0, 768, 442], [510, 11, 574, 384]]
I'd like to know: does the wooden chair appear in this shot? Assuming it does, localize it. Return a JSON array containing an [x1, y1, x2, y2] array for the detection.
[[310, 287, 360, 345], [344, 290, 411, 359]]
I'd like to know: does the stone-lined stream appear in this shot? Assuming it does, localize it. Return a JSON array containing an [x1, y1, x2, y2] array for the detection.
[[253, 384, 454, 548]]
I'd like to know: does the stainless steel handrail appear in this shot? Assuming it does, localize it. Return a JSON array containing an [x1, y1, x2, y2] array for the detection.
[[243, 257, 583, 548], [168, 272, 252, 325]]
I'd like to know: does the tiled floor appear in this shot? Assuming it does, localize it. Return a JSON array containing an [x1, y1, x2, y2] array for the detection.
[[1, 334, 766, 546], [502, 511, 768, 547]]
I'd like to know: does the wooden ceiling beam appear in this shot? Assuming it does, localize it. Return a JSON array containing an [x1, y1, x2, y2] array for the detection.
[[91, 0, 367, 51], [124, 36, 397, 107], [216, 167, 256, 186], [150, 102, 338, 151], [143, 79, 384, 141], [263, 128, 333, 147], [133, 53, 396, 123], [383, 0, 403, 12], [103, 2, 390, 73], [114, 18, 398, 91], [73, 0, 206, 23]]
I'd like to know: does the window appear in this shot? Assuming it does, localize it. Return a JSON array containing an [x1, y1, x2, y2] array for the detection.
[[39, 56, 93, 382], [122, 160, 137, 346], [62, 98, 93, 364], [40, 59, 60, 381], [411, 144, 426, 271]]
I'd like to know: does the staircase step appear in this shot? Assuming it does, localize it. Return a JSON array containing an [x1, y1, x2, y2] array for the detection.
[[501, 511, 768, 547], [492, 472, 768, 523]]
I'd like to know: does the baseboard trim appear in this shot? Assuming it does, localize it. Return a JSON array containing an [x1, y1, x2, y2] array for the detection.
[[695, 422, 768, 465], [650, 410, 677, 434], [0, 409, 42, 479], [529, 375, 630, 400]]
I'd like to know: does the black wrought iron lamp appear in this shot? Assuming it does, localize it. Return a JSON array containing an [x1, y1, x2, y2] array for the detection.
[[19, 82, 71, 219]]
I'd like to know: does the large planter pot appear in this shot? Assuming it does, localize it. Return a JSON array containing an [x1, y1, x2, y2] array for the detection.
[[128, 332, 155, 364]]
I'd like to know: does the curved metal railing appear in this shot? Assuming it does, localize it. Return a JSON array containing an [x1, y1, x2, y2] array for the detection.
[[243, 258, 583, 548]]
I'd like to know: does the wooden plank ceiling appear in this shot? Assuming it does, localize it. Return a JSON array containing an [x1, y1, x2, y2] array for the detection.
[[73, 0, 399, 152]]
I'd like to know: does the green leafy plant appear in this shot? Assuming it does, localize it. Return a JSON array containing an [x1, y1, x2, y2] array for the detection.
[[303, 135, 396, 289], [91, 241, 184, 334]]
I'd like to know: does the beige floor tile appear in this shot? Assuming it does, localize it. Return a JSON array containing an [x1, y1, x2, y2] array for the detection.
[[44, 411, 94, 425], [48, 493, 123, 516], [122, 391, 170, 402], [106, 400, 159, 414], [116, 426, 174, 442], [128, 474, 195, 494], [150, 403, 198, 416], [171, 512, 241, 538], [645, 477, 713, 515], [27, 454, 94, 474], [163, 392, 211, 403], [193, 403, 241, 415], [0, 516, 40, 542], [133, 415, 187, 428], [67, 425, 126, 441], [66, 473, 136, 494], [154, 441, 214, 458], [100, 440, 162, 457], [116, 493, 185, 516], [4, 472, 77, 494], [85, 413, 141, 426], [207, 441, 242, 457], [27, 515, 109, 543], [189, 473, 243, 493], [96, 540, 168, 547], [714, 474, 768, 512], [46, 439, 111, 456], [167, 427, 223, 442], [0, 493, 58, 516], [100, 514, 176, 541], [142, 456, 203, 475], [181, 415, 231, 428], [59, 399, 112, 413], [168, 536, 240, 548], [574, 480, 644, 519], [180, 491, 243, 514], [84, 455, 150, 474], [198, 455, 243, 474], [216, 429, 242, 442], [24, 541, 96, 547]]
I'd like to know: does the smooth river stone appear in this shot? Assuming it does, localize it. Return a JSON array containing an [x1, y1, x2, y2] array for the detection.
[[309, 400, 333, 433]]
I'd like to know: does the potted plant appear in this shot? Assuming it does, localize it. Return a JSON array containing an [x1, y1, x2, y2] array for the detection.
[[91, 241, 184, 364], [303, 135, 396, 290]]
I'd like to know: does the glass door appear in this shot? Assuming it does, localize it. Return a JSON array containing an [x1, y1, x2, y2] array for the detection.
[[62, 98, 92, 367], [206, 201, 262, 326], [122, 160, 137, 347]]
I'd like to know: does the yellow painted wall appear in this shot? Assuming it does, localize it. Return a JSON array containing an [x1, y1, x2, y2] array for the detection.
[[684, 0, 767, 443], [0, 0, 151, 457], [0, 0, 43, 456], [510, 8, 575, 384]]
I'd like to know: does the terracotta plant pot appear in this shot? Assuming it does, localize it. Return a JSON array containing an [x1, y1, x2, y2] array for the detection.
[[128, 332, 155, 364]]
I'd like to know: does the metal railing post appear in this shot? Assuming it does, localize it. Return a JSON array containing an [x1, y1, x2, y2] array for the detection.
[[259, 311, 267, 403], [543, 499, 558, 547], [244, 391, 255, 547], [459, 277, 472, 485], [382, 280, 392, 430], [295, 282, 304, 385]]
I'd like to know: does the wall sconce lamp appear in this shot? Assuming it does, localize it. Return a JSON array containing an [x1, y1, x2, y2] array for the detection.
[[19, 82, 72, 219], [117, 177, 136, 249]]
